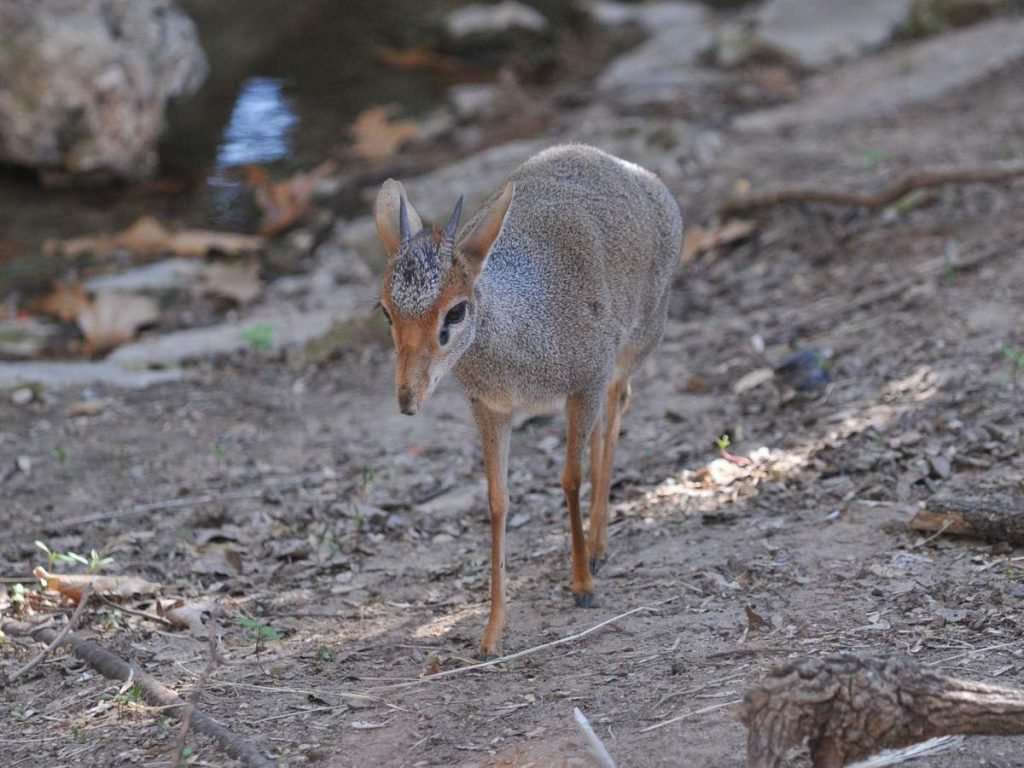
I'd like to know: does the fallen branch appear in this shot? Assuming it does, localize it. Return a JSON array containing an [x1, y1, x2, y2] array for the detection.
[[368, 595, 682, 692], [740, 653, 1024, 768], [909, 494, 1024, 545], [720, 159, 1024, 216], [1, 618, 275, 768], [6, 584, 93, 684]]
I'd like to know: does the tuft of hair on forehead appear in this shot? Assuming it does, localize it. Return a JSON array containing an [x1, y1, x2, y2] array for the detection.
[[387, 228, 453, 316]]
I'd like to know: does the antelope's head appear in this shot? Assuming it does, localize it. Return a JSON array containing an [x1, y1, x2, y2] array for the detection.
[[374, 179, 514, 415]]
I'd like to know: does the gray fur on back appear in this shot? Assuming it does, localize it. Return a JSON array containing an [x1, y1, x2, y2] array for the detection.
[[453, 144, 683, 412]]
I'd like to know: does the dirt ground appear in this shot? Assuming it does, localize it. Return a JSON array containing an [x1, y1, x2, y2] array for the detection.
[[3, 39, 1024, 768]]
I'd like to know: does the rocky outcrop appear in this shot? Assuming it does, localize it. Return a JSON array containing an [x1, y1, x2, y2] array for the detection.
[[0, 0, 207, 182]]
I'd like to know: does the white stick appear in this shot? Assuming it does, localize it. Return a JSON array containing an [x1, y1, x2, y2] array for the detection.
[[847, 736, 964, 768], [368, 594, 682, 692], [573, 708, 617, 768], [639, 699, 742, 733]]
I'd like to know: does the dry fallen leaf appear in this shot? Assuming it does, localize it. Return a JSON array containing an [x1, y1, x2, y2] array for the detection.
[[246, 160, 336, 236], [350, 106, 421, 164], [33, 566, 161, 601], [200, 261, 263, 305], [67, 398, 112, 417], [43, 216, 264, 258], [374, 45, 460, 75], [76, 291, 159, 354], [681, 219, 756, 265], [157, 598, 212, 635], [37, 280, 90, 323]]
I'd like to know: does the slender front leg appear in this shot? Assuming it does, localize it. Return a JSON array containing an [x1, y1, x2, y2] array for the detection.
[[564, 391, 602, 608], [470, 400, 513, 659]]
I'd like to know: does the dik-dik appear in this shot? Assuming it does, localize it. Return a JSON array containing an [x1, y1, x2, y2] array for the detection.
[[374, 144, 682, 657]]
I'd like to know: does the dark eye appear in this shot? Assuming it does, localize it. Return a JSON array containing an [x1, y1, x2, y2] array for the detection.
[[379, 303, 392, 326], [444, 301, 467, 326]]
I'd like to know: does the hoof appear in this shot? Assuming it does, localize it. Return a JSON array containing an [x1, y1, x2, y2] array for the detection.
[[476, 650, 501, 662], [574, 592, 596, 609], [589, 556, 606, 575]]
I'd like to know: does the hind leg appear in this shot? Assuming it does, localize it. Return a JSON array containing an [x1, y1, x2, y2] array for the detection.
[[587, 376, 631, 573], [564, 390, 602, 607]]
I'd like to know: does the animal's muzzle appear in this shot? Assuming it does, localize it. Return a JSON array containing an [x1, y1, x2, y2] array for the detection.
[[397, 386, 417, 415]]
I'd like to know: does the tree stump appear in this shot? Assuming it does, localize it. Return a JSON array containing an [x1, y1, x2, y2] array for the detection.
[[740, 653, 1024, 768]]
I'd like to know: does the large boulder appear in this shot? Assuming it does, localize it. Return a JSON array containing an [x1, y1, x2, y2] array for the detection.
[[0, 0, 207, 182]]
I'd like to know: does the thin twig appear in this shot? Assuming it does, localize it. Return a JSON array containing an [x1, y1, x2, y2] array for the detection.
[[574, 707, 618, 768], [98, 594, 174, 627], [173, 604, 223, 767], [847, 736, 964, 768], [638, 698, 743, 733], [366, 595, 682, 692], [7, 584, 94, 684], [720, 159, 1024, 216], [1, 618, 275, 768], [911, 520, 954, 550]]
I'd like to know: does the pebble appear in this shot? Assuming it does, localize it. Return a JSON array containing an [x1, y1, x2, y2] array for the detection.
[[11, 386, 34, 405]]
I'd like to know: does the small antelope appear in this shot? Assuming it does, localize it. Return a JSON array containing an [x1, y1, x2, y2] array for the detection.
[[374, 144, 682, 657]]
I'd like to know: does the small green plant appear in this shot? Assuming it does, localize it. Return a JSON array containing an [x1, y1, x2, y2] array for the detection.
[[35, 540, 59, 567], [237, 615, 281, 660], [857, 147, 887, 168], [714, 434, 731, 451], [49, 445, 68, 463], [1004, 346, 1024, 376], [242, 323, 274, 350], [315, 645, 334, 662], [9, 582, 26, 606], [113, 684, 145, 706], [34, 541, 114, 572]]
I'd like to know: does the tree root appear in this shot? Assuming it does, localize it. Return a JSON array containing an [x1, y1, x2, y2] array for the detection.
[[2, 619, 276, 768], [720, 160, 1024, 216], [740, 653, 1024, 768]]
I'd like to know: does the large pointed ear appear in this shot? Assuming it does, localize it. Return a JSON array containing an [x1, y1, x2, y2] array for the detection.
[[459, 183, 514, 278], [374, 179, 423, 257]]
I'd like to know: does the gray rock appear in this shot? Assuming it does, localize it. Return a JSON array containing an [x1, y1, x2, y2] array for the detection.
[[736, 17, 1024, 131], [445, 1, 549, 39], [0, 317, 60, 359], [108, 284, 366, 366], [0, 361, 183, 389], [84, 258, 203, 293], [0, 0, 207, 180], [416, 484, 484, 517], [756, 0, 913, 68], [449, 84, 501, 121], [596, 2, 715, 103]]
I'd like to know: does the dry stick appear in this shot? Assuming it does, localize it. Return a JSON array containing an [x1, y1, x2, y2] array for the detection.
[[1, 619, 275, 768], [574, 707, 618, 768], [173, 604, 223, 767], [367, 595, 682, 692], [6, 584, 94, 685], [639, 699, 743, 734], [719, 159, 1024, 217], [97, 593, 174, 627]]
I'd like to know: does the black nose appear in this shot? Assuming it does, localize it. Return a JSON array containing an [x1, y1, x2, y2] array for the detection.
[[398, 386, 417, 415]]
